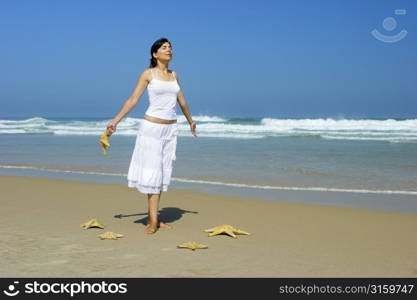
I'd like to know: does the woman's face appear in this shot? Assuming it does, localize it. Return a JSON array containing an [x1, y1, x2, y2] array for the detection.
[[154, 42, 173, 61]]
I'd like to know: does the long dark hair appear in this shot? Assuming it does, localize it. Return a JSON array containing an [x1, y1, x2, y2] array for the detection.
[[149, 38, 171, 68]]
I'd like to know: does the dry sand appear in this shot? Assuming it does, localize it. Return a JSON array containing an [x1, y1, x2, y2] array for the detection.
[[1, 175, 416, 277]]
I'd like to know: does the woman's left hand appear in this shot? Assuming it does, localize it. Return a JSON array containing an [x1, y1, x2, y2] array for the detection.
[[190, 121, 197, 137]]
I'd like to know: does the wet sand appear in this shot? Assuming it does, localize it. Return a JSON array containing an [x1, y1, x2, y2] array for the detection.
[[1, 175, 416, 277]]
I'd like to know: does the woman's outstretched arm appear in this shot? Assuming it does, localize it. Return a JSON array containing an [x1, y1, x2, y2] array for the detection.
[[174, 71, 197, 137], [107, 70, 149, 135]]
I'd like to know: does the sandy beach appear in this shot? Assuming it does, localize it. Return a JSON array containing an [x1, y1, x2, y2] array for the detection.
[[1, 174, 416, 278]]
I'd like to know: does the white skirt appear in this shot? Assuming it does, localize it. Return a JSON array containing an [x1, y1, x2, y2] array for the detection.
[[127, 119, 178, 194]]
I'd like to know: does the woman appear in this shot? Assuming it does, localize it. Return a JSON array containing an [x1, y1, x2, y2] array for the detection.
[[106, 38, 197, 234]]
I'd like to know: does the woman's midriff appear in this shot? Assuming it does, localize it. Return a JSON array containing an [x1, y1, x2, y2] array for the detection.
[[144, 114, 177, 124]]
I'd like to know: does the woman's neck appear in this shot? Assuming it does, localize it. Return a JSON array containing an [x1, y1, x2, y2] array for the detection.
[[155, 63, 169, 73]]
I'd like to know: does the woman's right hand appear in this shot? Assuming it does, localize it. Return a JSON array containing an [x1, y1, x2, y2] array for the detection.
[[106, 120, 117, 136]]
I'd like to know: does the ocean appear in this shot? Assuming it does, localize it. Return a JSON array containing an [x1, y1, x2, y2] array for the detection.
[[1, 116, 416, 214]]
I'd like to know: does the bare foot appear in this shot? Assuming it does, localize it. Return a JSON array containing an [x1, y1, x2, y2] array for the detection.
[[144, 224, 158, 234], [146, 220, 173, 229], [158, 221, 173, 229]]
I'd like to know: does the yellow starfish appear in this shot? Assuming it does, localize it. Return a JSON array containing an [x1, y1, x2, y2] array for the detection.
[[177, 242, 208, 251], [80, 218, 105, 229], [204, 224, 250, 238], [99, 128, 111, 155], [98, 231, 124, 240]]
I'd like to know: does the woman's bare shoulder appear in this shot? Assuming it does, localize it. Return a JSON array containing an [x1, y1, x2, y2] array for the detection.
[[170, 69, 179, 77], [143, 68, 153, 82]]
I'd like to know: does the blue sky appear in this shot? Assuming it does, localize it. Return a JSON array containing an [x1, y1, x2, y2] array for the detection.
[[1, 0, 416, 119]]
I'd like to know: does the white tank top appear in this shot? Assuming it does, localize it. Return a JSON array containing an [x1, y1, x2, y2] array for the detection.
[[145, 68, 181, 120]]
